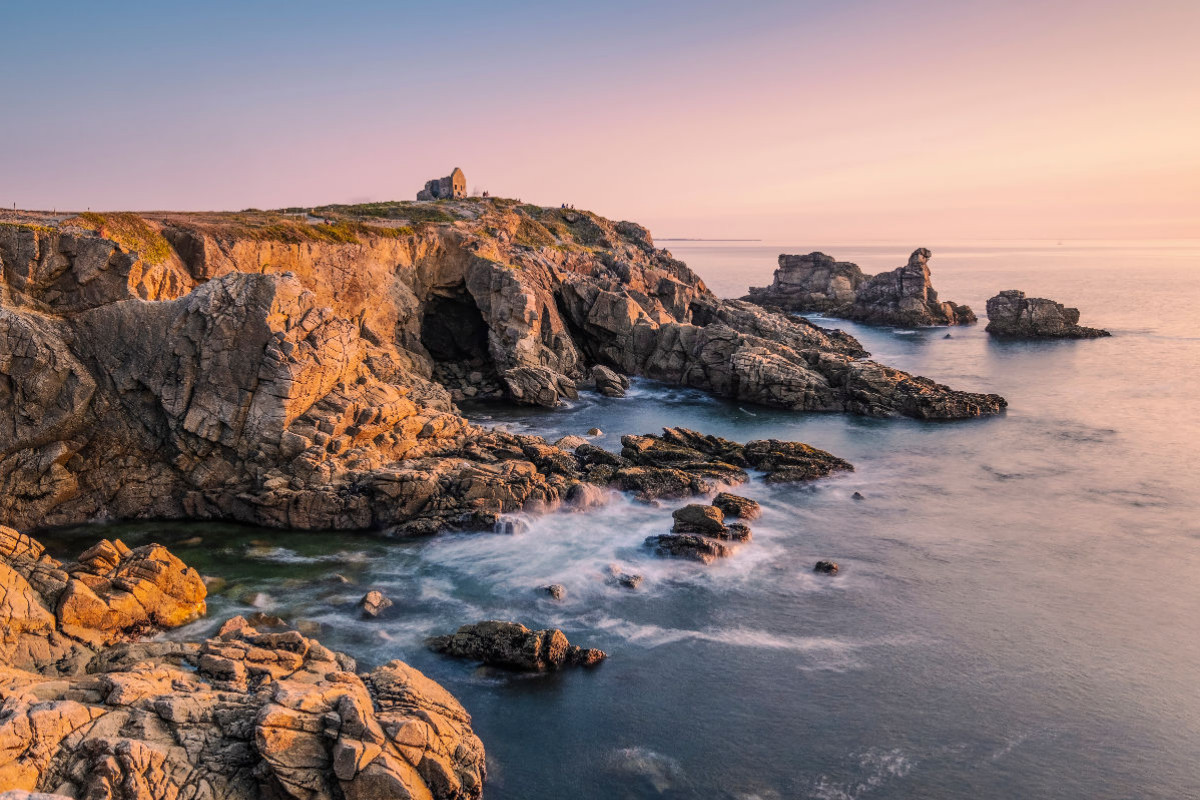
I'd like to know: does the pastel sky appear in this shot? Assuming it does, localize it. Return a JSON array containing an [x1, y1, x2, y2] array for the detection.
[[1, 0, 1196, 240]]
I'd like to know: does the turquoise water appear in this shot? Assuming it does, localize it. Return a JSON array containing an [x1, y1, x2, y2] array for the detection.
[[45, 241, 1200, 798]]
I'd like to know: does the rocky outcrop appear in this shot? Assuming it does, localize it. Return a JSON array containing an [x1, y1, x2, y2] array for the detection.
[[645, 533, 734, 565], [427, 620, 606, 671], [745, 248, 976, 326], [711, 492, 761, 520], [985, 290, 1110, 339], [0, 202, 1002, 532], [0, 525, 205, 675], [0, 530, 486, 800]]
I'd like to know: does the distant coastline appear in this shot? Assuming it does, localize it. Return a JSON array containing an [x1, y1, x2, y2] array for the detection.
[[658, 237, 762, 242]]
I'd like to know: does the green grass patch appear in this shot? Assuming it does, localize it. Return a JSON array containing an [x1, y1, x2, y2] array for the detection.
[[75, 212, 173, 265]]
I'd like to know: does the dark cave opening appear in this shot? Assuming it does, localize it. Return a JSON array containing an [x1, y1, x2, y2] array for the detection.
[[420, 290, 503, 401], [420, 293, 490, 363]]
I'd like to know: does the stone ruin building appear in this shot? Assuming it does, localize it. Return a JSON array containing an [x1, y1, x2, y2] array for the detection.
[[417, 167, 467, 200]]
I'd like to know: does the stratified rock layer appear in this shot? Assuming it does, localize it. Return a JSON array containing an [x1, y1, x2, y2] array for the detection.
[[0, 529, 486, 800], [985, 290, 1111, 339], [745, 248, 976, 326], [0, 203, 1002, 532]]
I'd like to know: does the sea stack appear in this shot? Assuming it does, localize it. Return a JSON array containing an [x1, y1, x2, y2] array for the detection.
[[985, 290, 1111, 339], [745, 248, 976, 327]]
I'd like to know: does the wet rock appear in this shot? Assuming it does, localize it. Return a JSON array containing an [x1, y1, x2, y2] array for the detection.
[[541, 583, 567, 600], [645, 533, 734, 565], [554, 434, 589, 450], [745, 248, 975, 327], [566, 481, 610, 510], [852, 491, 864, 500], [722, 522, 753, 542], [359, 589, 393, 618], [814, 560, 840, 575], [985, 290, 1111, 338], [671, 504, 726, 534], [712, 492, 762, 520], [607, 565, 644, 590], [427, 620, 606, 671], [592, 364, 631, 397]]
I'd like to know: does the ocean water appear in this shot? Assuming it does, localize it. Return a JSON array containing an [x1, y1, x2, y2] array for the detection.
[[44, 240, 1200, 798]]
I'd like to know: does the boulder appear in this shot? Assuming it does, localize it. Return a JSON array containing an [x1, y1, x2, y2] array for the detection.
[[358, 589, 393, 618], [814, 560, 840, 575], [591, 364, 631, 397], [606, 565, 644, 590], [540, 583, 566, 600], [427, 620, 606, 671], [644, 533, 734, 565], [985, 290, 1110, 338], [712, 492, 762, 520], [671, 504, 726, 534]]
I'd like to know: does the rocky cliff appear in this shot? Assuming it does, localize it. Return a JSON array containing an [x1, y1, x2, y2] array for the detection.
[[745, 248, 976, 326], [0, 525, 485, 800], [0, 202, 1004, 532], [985, 290, 1110, 338]]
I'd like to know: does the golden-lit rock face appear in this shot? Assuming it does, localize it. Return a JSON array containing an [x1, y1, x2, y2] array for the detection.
[[0, 526, 206, 673], [0, 200, 1003, 533], [0, 529, 486, 800]]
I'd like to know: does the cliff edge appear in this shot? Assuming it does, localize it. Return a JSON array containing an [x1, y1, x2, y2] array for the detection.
[[0, 201, 1004, 531]]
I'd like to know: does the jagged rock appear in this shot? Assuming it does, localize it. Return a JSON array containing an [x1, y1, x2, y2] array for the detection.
[[0, 530, 486, 800], [606, 565, 644, 590], [587, 428, 603, 436], [540, 584, 566, 600], [565, 481, 610, 510], [622, 427, 853, 486], [852, 491, 864, 501], [712, 492, 762, 520], [722, 522, 753, 542], [814, 560, 840, 575], [0, 525, 206, 675], [985, 290, 1110, 339], [554, 434, 589, 450], [358, 589, 393, 618], [745, 248, 975, 326], [427, 620, 606, 671], [645, 533, 733, 565], [0, 205, 1002, 533], [671, 504, 726, 534], [591, 364, 630, 397]]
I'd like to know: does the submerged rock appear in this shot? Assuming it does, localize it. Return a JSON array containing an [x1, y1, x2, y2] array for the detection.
[[591, 364, 631, 397], [359, 588, 393, 618], [671, 504, 727, 534], [745, 248, 975, 327], [427, 620, 606, 671], [985, 290, 1111, 339], [540, 583, 567, 600], [645, 533, 734, 565], [712, 492, 762, 520], [607, 565, 644, 590]]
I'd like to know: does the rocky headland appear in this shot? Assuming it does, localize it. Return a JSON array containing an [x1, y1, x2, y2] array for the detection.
[[745, 248, 976, 327], [985, 290, 1111, 339], [0, 525, 486, 800], [0, 201, 1004, 534]]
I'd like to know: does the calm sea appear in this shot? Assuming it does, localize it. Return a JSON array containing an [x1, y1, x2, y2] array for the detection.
[[48, 240, 1200, 798]]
